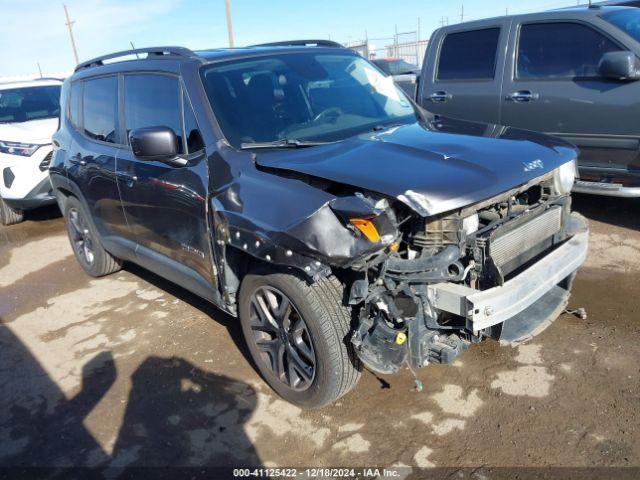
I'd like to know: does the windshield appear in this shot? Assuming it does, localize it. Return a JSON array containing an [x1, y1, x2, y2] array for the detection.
[[376, 59, 418, 75], [603, 9, 640, 43], [200, 52, 417, 148], [0, 85, 61, 123]]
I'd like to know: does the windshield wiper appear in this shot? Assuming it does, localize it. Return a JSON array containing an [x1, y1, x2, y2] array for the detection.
[[240, 139, 329, 150]]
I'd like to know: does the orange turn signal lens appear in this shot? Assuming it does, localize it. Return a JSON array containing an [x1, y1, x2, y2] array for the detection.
[[349, 218, 381, 243]]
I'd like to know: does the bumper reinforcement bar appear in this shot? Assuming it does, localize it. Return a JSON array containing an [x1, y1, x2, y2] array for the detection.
[[428, 220, 589, 332]]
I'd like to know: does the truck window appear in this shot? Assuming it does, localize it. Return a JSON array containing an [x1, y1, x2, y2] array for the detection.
[[517, 22, 621, 79], [437, 28, 500, 81], [603, 9, 640, 43]]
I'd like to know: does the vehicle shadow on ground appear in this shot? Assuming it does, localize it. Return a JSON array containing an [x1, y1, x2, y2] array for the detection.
[[22, 204, 61, 222], [572, 193, 640, 230], [0, 322, 260, 470], [124, 263, 254, 367]]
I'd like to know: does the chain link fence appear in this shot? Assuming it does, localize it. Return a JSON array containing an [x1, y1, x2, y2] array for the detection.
[[346, 32, 429, 68]]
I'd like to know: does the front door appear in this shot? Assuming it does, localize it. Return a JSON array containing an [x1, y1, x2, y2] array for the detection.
[[419, 22, 510, 124], [501, 19, 640, 179], [116, 73, 214, 296]]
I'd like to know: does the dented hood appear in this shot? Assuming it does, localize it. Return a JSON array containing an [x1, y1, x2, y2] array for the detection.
[[255, 118, 578, 217]]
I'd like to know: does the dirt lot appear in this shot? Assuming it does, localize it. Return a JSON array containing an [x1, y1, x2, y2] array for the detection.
[[0, 194, 639, 476]]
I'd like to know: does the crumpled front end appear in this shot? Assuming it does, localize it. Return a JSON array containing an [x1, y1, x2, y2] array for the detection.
[[346, 173, 589, 375]]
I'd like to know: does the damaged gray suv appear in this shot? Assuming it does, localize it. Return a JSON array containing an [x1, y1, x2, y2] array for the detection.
[[51, 42, 588, 408]]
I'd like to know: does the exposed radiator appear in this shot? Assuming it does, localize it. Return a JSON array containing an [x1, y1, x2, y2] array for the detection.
[[490, 207, 562, 267]]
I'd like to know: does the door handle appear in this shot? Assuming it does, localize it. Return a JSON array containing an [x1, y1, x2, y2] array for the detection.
[[506, 91, 540, 103], [429, 91, 453, 103], [117, 172, 138, 187]]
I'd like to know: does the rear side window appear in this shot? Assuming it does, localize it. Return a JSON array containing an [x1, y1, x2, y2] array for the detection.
[[517, 22, 621, 79], [68, 82, 82, 129], [83, 76, 118, 143], [437, 28, 500, 81], [123, 74, 185, 153]]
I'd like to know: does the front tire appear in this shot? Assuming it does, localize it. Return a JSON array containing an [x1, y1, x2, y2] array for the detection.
[[238, 272, 361, 409], [0, 197, 24, 226], [63, 196, 121, 277]]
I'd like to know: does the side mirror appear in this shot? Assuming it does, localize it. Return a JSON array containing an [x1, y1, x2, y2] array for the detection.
[[129, 126, 179, 161], [598, 51, 640, 81]]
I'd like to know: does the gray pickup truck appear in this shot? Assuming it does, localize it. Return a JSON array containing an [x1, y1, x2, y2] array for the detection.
[[418, 4, 640, 197]]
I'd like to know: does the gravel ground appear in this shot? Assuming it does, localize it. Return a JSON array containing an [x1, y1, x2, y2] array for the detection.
[[0, 194, 638, 477]]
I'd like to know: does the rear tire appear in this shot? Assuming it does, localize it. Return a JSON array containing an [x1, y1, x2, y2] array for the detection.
[[0, 197, 24, 226], [238, 272, 361, 409], [63, 196, 121, 277]]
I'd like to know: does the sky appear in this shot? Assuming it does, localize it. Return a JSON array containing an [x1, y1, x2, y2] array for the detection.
[[0, 0, 591, 77]]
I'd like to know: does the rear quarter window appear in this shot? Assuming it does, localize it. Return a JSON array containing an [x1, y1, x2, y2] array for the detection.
[[68, 82, 82, 129], [83, 76, 119, 144], [437, 28, 501, 81]]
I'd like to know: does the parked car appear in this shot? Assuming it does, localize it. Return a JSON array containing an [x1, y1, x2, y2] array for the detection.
[[418, 5, 640, 197], [372, 58, 420, 97], [0, 78, 62, 225], [51, 43, 587, 408]]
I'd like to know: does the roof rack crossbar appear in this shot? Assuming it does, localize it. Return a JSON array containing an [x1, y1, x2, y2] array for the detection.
[[251, 39, 343, 48], [75, 46, 196, 72]]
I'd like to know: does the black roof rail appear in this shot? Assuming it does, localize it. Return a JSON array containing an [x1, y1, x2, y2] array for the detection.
[[75, 46, 197, 72], [251, 39, 344, 48]]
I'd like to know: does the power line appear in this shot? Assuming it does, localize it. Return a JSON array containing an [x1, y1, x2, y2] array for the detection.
[[63, 4, 79, 65]]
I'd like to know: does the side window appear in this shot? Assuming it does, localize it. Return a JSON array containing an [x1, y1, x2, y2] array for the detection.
[[68, 82, 82, 129], [123, 74, 185, 153], [437, 28, 501, 81], [183, 91, 204, 154], [83, 76, 118, 143], [517, 22, 621, 79]]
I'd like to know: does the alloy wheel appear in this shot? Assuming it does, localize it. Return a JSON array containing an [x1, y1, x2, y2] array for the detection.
[[68, 207, 95, 265], [248, 286, 316, 391]]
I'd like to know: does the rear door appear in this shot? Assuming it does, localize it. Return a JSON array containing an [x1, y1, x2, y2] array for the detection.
[[66, 75, 129, 241], [419, 21, 510, 123], [501, 18, 640, 176]]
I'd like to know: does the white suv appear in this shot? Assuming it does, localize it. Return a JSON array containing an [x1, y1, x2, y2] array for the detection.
[[0, 78, 62, 225]]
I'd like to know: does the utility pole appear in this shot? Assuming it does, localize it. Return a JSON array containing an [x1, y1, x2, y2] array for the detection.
[[460, 4, 464, 23], [224, 0, 234, 48], [63, 5, 79, 65]]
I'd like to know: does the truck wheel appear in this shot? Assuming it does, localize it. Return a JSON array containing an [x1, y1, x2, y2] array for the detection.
[[0, 197, 24, 226], [63, 196, 121, 277], [238, 272, 361, 409]]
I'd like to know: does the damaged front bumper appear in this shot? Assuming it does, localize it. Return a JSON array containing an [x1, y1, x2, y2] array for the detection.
[[428, 214, 588, 338], [351, 213, 589, 374]]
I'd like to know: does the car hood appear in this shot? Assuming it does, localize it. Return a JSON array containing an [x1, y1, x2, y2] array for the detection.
[[255, 118, 578, 217], [0, 118, 58, 144]]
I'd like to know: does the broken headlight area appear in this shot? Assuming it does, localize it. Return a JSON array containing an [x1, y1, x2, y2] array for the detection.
[[348, 177, 577, 375]]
